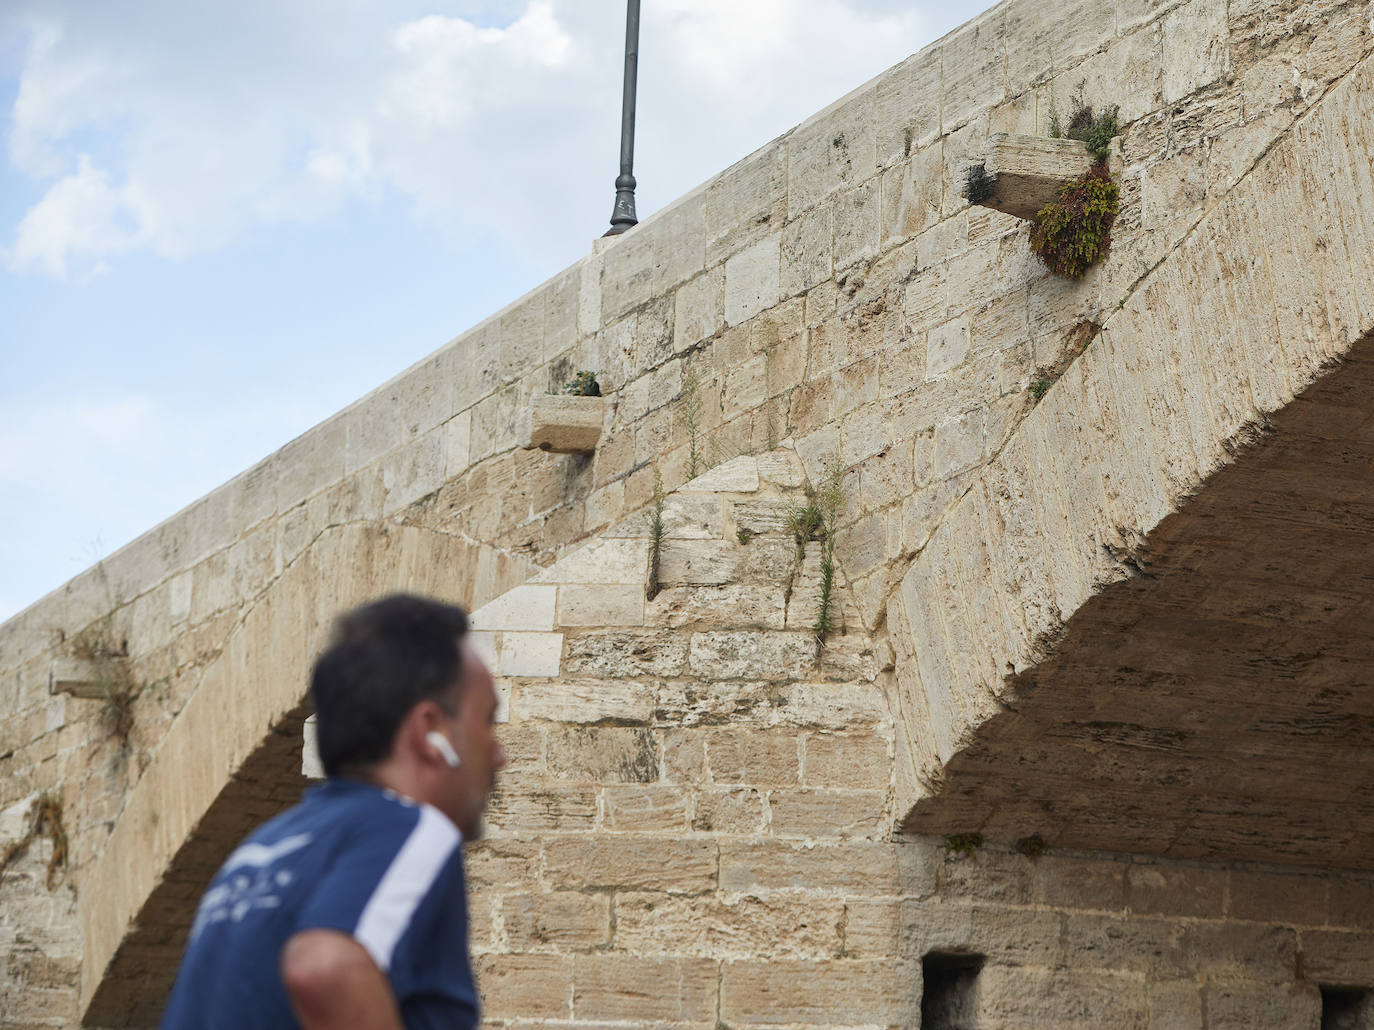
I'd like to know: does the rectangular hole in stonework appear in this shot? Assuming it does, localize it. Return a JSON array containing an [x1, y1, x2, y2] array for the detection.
[[1321, 986, 1374, 1030], [921, 951, 985, 1030]]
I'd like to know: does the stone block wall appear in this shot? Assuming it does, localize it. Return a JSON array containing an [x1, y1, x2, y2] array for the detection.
[[459, 455, 1374, 1028], [3, 0, 1374, 1021]]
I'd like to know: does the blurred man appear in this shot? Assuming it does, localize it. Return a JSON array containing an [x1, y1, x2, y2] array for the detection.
[[161, 594, 507, 1029]]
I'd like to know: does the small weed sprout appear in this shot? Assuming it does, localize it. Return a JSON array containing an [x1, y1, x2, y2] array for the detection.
[[679, 364, 705, 480], [813, 460, 845, 641], [564, 371, 602, 397], [0, 792, 68, 889], [1015, 834, 1048, 858], [646, 469, 666, 601], [945, 832, 984, 858], [736, 527, 755, 545], [1030, 375, 1053, 401]]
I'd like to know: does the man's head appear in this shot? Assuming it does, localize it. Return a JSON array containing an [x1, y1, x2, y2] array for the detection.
[[309, 594, 506, 838]]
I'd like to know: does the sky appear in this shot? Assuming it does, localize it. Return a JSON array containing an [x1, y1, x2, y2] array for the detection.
[[0, 0, 995, 623]]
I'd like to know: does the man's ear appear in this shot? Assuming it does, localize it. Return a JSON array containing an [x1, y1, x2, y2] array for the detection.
[[396, 700, 444, 760]]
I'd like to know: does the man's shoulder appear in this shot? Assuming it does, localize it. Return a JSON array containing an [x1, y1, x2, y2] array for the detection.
[[237, 781, 423, 856]]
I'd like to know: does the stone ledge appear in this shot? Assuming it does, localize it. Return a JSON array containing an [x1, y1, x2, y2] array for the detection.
[[520, 394, 604, 454], [966, 133, 1100, 220]]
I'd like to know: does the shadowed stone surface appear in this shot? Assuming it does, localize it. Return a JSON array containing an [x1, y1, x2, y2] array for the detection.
[[902, 334, 1374, 867]]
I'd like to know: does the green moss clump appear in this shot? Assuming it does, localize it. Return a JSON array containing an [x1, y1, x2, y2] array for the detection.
[[1029, 165, 1119, 279]]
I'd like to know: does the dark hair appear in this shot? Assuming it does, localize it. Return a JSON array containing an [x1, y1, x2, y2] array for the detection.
[[310, 594, 469, 777]]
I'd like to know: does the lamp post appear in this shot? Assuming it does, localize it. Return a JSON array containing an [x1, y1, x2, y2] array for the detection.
[[606, 0, 641, 235]]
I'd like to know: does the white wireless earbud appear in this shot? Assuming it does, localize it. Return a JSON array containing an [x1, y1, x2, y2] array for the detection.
[[426, 731, 461, 768]]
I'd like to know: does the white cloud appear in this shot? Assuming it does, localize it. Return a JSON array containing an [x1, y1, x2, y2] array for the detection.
[[1, 0, 949, 278]]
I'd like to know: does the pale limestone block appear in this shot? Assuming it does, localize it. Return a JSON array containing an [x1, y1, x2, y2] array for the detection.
[[442, 411, 472, 480], [880, 143, 943, 249], [584, 478, 624, 532], [450, 324, 502, 415], [469, 383, 523, 463], [904, 266, 948, 331], [498, 631, 563, 678], [469, 630, 500, 673], [554, 584, 645, 628], [689, 630, 816, 681], [380, 428, 444, 511], [832, 179, 881, 271], [942, 11, 1007, 132], [944, 241, 1000, 316], [542, 264, 580, 361], [731, 500, 794, 535], [0, 792, 36, 844], [874, 48, 942, 166], [777, 683, 891, 731], [720, 353, 768, 420], [768, 789, 886, 840], [634, 295, 676, 369], [577, 252, 603, 339], [1004, 0, 1115, 96], [533, 537, 649, 586], [652, 192, 707, 294], [511, 679, 653, 724], [706, 140, 788, 266], [780, 204, 834, 298], [600, 227, 656, 321], [593, 313, 636, 389], [1162, 0, 1231, 102], [168, 571, 192, 625], [840, 403, 891, 467], [1018, 411, 1095, 624], [563, 630, 688, 678], [520, 395, 604, 454], [471, 584, 557, 632], [604, 495, 722, 541], [757, 450, 806, 488], [646, 584, 787, 630], [787, 90, 878, 215], [657, 539, 744, 587], [1064, 21, 1164, 126], [672, 268, 726, 352], [926, 317, 971, 380], [681, 456, 760, 493], [302, 716, 323, 779], [724, 234, 781, 327], [988, 86, 1042, 137]]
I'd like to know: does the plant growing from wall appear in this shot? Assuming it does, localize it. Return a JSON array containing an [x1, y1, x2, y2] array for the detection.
[[782, 459, 846, 641], [563, 371, 602, 397], [945, 832, 984, 858], [646, 468, 666, 601], [1051, 100, 1119, 163], [679, 363, 706, 479], [1029, 164, 1119, 279], [812, 460, 845, 641], [70, 619, 138, 742], [1034, 97, 1121, 279], [0, 792, 68, 890]]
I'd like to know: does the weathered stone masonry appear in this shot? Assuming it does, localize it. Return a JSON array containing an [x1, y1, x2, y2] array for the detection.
[[4, 0, 1374, 1025]]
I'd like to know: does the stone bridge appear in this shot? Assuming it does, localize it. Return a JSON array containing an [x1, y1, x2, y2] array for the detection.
[[4, 0, 1374, 1026]]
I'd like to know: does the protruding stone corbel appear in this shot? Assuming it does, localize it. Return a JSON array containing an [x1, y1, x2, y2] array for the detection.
[[965, 134, 1100, 220], [49, 657, 105, 699], [521, 395, 605, 454]]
